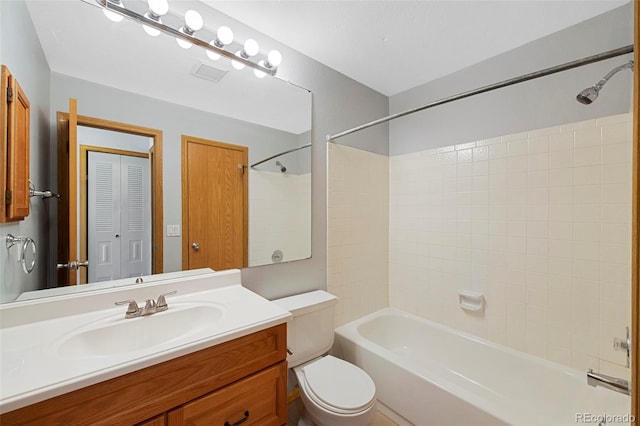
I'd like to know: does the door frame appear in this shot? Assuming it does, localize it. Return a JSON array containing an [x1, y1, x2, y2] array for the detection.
[[57, 113, 163, 283], [631, 2, 639, 419], [181, 135, 248, 270], [80, 145, 150, 284]]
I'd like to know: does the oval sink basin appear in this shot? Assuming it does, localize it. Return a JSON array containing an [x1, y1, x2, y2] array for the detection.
[[55, 304, 224, 358]]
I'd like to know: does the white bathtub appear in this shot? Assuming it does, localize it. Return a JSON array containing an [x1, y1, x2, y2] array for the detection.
[[334, 308, 630, 425]]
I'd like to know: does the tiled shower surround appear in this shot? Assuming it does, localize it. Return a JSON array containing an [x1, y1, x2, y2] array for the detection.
[[329, 113, 632, 378], [328, 144, 389, 326]]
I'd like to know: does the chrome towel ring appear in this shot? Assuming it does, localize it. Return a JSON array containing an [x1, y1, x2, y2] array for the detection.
[[6, 234, 36, 274]]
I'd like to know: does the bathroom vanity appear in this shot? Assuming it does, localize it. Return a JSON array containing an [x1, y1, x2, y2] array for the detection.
[[0, 269, 290, 425]]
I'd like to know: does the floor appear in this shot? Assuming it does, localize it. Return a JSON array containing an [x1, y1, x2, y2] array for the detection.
[[287, 398, 398, 425]]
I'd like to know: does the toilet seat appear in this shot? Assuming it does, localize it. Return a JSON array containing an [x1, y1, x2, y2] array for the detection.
[[297, 356, 376, 415]]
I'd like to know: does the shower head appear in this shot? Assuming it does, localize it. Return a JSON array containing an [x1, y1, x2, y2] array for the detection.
[[275, 160, 286, 173], [576, 86, 599, 105], [576, 60, 633, 105]]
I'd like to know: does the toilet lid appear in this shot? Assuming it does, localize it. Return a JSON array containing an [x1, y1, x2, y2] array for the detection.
[[301, 356, 376, 412]]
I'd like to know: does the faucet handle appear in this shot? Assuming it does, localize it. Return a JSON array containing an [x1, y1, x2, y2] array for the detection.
[[157, 290, 177, 309], [115, 299, 140, 315]]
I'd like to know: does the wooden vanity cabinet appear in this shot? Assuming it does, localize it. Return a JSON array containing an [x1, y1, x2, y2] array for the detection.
[[0, 324, 287, 426], [0, 65, 30, 222]]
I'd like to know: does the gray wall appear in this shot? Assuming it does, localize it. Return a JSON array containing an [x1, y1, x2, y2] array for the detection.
[[389, 3, 633, 155], [0, 0, 51, 303]]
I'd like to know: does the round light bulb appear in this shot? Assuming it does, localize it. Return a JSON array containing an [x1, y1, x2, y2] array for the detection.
[[231, 51, 245, 70], [184, 10, 203, 31], [267, 50, 282, 67], [243, 39, 259, 57], [217, 26, 233, 45], [103, 8, 123, 22], [177, 37, 193, 49], [148, 0, 168, 16], [254, 61, 267, 78], [207, 41, 221, 60]]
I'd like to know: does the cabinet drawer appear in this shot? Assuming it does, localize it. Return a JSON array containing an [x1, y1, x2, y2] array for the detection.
[[168, 362, 287, 426]]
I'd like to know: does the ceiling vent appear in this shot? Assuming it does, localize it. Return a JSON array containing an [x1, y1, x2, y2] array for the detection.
[[191, 63, 228, 83]]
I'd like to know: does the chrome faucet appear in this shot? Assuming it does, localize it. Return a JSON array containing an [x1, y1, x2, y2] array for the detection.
[[115, 291, 177, 318], [586, 369, 630, 396]]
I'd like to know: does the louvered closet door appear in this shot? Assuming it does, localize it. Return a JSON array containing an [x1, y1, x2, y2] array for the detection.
[[120, 154, 151, 278], [88, 152, 150, 282]]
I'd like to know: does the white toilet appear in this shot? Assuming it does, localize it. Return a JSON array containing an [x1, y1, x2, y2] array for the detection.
[[273, 290, 377, 426]]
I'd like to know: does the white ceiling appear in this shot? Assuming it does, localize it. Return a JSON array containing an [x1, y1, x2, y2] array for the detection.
[[207, 0, 630, 96]]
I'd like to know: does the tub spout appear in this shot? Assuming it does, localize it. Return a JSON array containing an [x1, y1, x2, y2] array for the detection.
[[586, 369, 629, 395]]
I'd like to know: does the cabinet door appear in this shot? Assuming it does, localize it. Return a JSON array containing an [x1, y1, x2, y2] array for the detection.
[[167, 362, 287, 426], [1, 65, 30, 222]]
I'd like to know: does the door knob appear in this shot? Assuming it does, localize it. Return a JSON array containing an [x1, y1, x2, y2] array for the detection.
[[57, 260, 89, 271], [192, 242, 200, 250]]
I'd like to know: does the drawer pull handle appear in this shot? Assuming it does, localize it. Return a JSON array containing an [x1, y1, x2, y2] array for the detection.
[[224, 410, 249, 426]]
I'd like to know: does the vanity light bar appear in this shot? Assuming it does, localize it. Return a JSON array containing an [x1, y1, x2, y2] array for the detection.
[[95, 0, 278, 77]]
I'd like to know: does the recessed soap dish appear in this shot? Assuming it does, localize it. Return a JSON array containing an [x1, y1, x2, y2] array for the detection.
[[458, 290, 485, 312]]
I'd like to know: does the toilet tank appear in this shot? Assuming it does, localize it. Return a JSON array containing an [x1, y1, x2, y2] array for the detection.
[[272, 290, 338, 368]]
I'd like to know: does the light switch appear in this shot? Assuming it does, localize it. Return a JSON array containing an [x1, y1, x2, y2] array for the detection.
[[167, 224, 181, 237]]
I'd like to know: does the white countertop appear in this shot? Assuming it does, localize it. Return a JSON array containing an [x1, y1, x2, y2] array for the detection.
[[0, 269, 291, 414]]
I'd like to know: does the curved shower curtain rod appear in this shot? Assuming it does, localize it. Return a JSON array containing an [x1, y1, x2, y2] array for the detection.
[[327, 44, 634, 142], [250, 143, 312, 168]]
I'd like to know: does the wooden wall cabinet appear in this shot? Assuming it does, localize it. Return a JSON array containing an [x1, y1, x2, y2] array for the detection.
[[0, 324, 288, 426], [0, 65, 31, 223]]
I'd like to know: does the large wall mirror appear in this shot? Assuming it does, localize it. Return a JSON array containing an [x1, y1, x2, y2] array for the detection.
[[2, 0, 312, 301]]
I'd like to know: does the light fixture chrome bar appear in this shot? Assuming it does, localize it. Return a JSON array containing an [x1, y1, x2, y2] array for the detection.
[[94, 0, 276, 76], [251, 143, 312, 168], [327, 44, 634, 142]]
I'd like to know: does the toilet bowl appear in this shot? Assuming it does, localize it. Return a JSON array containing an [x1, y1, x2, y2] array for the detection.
[[294, 355, 376, 426], [272, 291, 377, 426]]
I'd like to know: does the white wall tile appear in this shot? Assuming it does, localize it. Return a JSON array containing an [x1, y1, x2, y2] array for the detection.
[[384, 113, 632, 372], [328, 144, 389, 326]]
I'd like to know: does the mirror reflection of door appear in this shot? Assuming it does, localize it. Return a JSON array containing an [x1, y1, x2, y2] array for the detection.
[[56, 101, 164, 286], [182, 135, 248, 271], [84, 149, 151, 283]]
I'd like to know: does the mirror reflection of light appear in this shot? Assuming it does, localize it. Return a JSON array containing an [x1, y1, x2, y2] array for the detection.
[[206, 42, 221, 61], [254, 61, 267, 78], [176, 35, 193, 49], [231, 51, 245, 70], [142, 15, 161, 37], [102, 0, 124, 22]]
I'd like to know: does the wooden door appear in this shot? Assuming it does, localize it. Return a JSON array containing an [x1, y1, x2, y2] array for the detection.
[[56, 98, 79, 285], [182, 136, 248, 271]]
